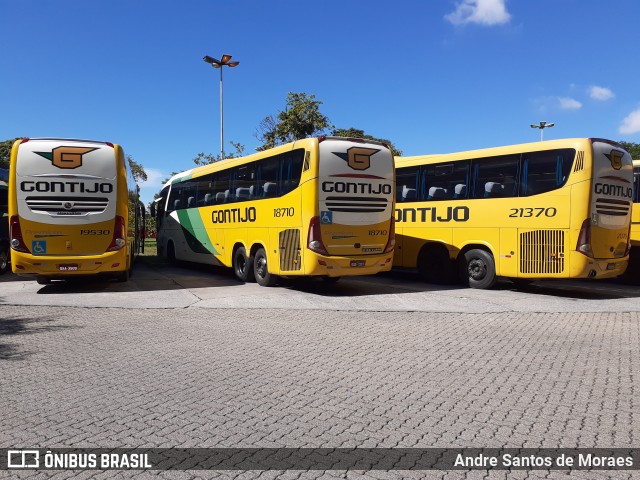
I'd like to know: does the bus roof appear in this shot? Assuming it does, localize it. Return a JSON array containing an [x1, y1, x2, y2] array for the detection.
[[396, 138, 620, 166]]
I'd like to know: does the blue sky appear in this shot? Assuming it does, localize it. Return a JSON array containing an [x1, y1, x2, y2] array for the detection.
[[2, 0, 639, 205]]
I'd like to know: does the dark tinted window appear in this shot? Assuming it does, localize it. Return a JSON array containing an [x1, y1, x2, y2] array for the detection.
[[633, 166, 640, 204], [421, 161, 469, 201], [471, 154, 520, 199], [520, 149, 574, 196], [396, 166, 419, 203]]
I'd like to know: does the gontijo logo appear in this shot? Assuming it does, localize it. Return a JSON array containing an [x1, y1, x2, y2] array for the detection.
[[604, 149, 625, 170], [333, 147, 380, 171], [34, 146, 98, 169]]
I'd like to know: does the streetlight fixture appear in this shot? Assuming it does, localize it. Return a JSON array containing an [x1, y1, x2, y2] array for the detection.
[[530, 121, 555, 141], [203, 54, 240, 158]]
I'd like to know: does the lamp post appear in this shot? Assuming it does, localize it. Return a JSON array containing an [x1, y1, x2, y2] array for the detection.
[[530, 121, 555, 141], [203, 54, 240, 158]]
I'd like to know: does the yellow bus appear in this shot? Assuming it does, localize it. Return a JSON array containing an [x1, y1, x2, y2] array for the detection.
[[9, 138, 143, 284], [394, 138, 633, 288], [151, 136, 395, 286], [621, 159, 640, 282]]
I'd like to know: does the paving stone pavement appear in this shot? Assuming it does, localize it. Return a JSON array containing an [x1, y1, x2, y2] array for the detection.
[[0, 305, 638, 479]]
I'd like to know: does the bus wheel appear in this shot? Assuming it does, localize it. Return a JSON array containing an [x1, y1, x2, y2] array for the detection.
[[254, 247, 277, 287], [233, 246, 255, 282], [418, 245, 454, 284], [167, 241, 177, 265], [463, 249, 497, 289], [0, 247, 9, 274], [116, 267, 130, 282]]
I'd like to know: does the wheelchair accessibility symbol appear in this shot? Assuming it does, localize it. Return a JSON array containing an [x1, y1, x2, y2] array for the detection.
[[32, 241, 47, 255], [320, 211, 332, 224]]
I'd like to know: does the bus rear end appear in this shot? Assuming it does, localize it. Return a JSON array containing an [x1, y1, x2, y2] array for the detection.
[[305, 137, 395, 277], [9, 138, 129, 282], [572, 139, 633, 278]]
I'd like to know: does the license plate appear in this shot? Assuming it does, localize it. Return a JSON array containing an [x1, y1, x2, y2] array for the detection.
[[58, 264, 78, 271], [350, 260, 366, 267], [606, 263, 617, 270]]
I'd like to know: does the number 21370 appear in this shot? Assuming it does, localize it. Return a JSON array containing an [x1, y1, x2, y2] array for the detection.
[[509, 207, 556, 218]]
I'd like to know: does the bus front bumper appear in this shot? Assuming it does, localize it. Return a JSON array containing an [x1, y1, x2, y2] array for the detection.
[[570, 252, 628, 279], [304, 252, 394, 277], [11, 249, 128, 278]]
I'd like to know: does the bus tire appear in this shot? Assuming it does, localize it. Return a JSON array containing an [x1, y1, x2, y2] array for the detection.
[[167, 241, 177, 265], [233, 246, 255, 282], [462, 248, 497, 289], [116, 268, 130, 282], [0, 245, 9, 274], [418, 244, 455, 284], [254, 247, 278, 287], [36, 276, 51, 285]]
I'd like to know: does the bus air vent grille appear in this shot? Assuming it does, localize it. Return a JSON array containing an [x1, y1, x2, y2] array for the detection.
[[303, 151, 310, 172], [595, 198, 630, 216], [573, 151, 585, 172], [325, 196, 388, 213], [279, 229, 301, 271], [519, 229, 565, 274], [25, 196, 109, 215]]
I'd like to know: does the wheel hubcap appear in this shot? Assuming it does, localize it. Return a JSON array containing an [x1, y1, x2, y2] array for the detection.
[[468, 259, 486, 280]]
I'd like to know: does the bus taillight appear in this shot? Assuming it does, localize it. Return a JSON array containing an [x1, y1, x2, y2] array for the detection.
[[577, 218, 593, 258], [307, 216, 329, 256], [9, 215, 30, 253], [383, 217, 396, 254], [107, 215, 126, 252]]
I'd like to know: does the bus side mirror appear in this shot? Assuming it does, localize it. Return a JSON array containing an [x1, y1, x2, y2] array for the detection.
[[150, 204, 156, 217]]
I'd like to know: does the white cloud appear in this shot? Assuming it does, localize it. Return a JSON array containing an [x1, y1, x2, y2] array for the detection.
[[445, 0, 511, 26], [619, 108, 640, 134], [558, 97, 582, 110], [589, 86, 615, 101], [139, 167, 168, 190]]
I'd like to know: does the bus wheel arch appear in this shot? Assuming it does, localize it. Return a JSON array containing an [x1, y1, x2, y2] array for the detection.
[[417, 242, 455, 284], [458, 244, 497, 289], [253, 245, 278, 287], [233, 243, 255, 283]]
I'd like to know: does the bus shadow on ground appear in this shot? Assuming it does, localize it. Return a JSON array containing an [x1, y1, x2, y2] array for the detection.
[[496, 279, 640, 300], [0, 313, 78, 361]]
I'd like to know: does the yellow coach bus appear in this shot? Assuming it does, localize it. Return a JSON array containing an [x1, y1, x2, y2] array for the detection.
[[151, 136, 395, 286], [622, 159, 640, 282], [394, 138, 633, 289], [9, 138, 143, 283]]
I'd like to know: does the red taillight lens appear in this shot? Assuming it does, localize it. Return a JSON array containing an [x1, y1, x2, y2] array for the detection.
[[577, 218, 593, 258], [307, 216, 329, 256], [9, 215, 30, 253], [107, 215, 126, 251], [383, 217, 396, 254]]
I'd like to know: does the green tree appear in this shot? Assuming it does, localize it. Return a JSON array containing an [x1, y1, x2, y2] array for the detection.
[[256, 92, 332, 150], [0, 137, 23, 169], [127, 155, 148, 183], [193, 141, 245, 166], [332, 128, 403, 157], [619, 141, 640, 159]]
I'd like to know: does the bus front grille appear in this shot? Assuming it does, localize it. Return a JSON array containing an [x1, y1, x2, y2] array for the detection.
[[519, 229, 565, 274], [25, 196, 109, 215], [595, 198, 630, 216], [325, 196, 388, 213]]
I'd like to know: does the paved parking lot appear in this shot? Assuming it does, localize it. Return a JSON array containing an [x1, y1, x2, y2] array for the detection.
[[0, 259, 639, 479]]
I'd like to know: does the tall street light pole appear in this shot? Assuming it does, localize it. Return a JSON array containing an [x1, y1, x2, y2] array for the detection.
[[530, 121, 555, 141], [203, 54, 240, 158]]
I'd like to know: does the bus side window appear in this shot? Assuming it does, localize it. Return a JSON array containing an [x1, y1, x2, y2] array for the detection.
[[634, 167, 640, 204], [421, 161, 469, 201], [471, 154, 519, 199], [396, 166, 419, 202], [280, 149, 304, 195], [520, 149, 575, 196], [257, 156, 279, 198]]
